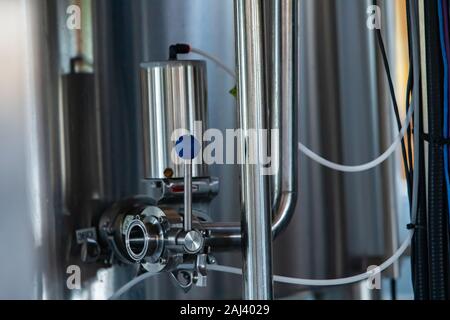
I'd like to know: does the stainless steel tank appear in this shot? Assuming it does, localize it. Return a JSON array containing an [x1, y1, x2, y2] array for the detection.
[[140, 60, 208, 179]]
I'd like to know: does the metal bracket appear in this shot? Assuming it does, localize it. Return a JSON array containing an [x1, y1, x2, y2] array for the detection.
[[170, 270, 194, 293], [143, 177, 219, 204], [76, 228, 101, 263], [169, 253, 208, 292]]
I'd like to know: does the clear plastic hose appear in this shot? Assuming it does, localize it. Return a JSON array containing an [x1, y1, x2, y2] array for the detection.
[[298, 101, 414, 172], [208, 230, 413, 286], [108, 230, 413, 299], [190, 47, 236, 80], [109, 271, 159, 300]]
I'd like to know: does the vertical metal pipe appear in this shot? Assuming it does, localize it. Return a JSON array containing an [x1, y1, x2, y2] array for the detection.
[[234, 0, 273, 300], [184, 160, 192, 231], [269, 0, 282, 214], [271, 0, 297, 237]]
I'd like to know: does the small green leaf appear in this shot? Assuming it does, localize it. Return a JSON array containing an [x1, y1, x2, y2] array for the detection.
[[229, 85, 237, 98]]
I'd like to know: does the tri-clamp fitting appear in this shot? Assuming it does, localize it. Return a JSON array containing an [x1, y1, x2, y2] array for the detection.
[[123, 209, 205, 264]]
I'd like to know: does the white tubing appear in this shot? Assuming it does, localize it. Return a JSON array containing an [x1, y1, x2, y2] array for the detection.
[[190, 47, 236, 80], [208, 230, 413, 287], [108, 230, 413, 299], [191, 47, 415, 173], [109, 271, 159, 300], [299, 101, 415, 172]]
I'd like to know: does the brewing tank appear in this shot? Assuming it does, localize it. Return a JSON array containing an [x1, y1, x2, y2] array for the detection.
[[140, 60, 208, 179]]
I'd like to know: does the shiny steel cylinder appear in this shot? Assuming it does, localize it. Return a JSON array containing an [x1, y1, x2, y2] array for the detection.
[[184, 161, 193, 231], [140, 61, 208, 179], [268, 0, 283, 215], [271, 0, 298, 238], [235, 0, 274, 300]]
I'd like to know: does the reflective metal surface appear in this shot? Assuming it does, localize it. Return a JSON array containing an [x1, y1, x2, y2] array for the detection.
[[234, 0, 273, 300], [184, 161, 193, 231], [273, 0, 405, 299], [201, 222, 241, 249], [266, 0, 282, 212], [270, 0, 298, 238], [140, 61, 208, 179], [93, 0, 240, 299]]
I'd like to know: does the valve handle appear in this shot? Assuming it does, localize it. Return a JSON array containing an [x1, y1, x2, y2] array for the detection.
[[175, 134, 200, 231]]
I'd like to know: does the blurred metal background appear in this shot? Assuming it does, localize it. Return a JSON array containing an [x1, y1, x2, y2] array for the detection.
[[0, 0, 409, 299]]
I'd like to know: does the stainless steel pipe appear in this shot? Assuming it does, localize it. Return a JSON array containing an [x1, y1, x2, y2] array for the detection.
[[222, 0, 297, 240], [271, 0, 298, 238], [200, 222, 241, 250], [184, 160, 193, 231], [234, 0, 274, 300], [266, 0, 282, 215]]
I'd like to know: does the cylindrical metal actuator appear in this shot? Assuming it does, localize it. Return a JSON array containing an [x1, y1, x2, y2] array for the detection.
[[140, 60, 208, 179]]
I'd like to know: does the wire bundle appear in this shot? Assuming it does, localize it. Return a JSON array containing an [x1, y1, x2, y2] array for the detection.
[[438, 0, 450, 233], [433, 0, 450, 300]]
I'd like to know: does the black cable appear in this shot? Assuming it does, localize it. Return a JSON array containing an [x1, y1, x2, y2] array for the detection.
[[405, 0, 415, 205], [405, 0, 430, 300], [372, 1, 413, 199], [414, 59, 430, 299], [405, 65, 414, 205], [376, 30, 413, 201], [405, 0, 417, 296], [424, 0, 448, 300], [414, 83, 430, 299], [373, 0, 416, 300], [374, 0, 412, 193], [390, 279, 397, 300]]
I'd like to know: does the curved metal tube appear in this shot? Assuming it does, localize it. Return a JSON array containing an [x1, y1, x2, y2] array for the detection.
[[270, 0, 298, 238], [200, 0, 297, 248], [268, 0, 282, 213], [198, 0, 297, 245]]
